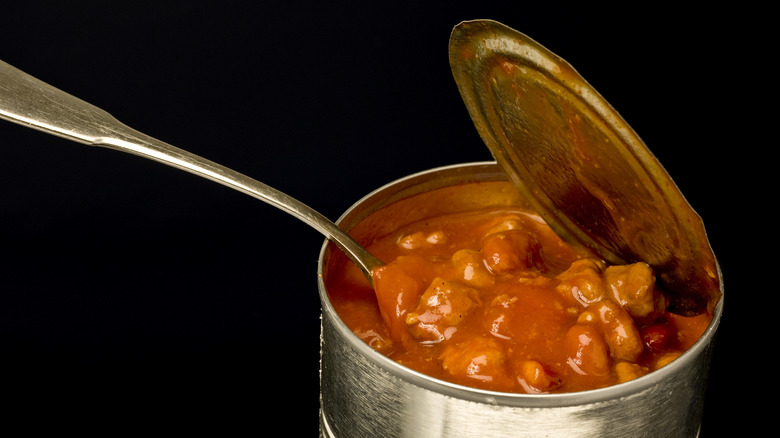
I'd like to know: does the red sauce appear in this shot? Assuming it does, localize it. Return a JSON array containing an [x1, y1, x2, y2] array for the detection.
[[325, 184, 712, 394]]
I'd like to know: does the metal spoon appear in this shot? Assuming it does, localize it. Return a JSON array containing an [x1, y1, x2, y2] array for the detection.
[[0, 59, 384, 282]]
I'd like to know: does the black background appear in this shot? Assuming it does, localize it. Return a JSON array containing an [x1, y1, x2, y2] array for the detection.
[[0, 2, 762, 435]]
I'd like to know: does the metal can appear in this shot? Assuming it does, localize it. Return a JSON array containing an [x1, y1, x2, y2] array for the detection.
[[318, 162, 722, 438]]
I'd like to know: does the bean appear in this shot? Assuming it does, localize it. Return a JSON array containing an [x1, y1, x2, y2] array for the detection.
[[564, 323, 611, 376], [640, 322, 676, 353]]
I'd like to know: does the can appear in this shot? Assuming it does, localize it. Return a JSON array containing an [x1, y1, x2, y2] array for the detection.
[[317, 162, 722, 438]]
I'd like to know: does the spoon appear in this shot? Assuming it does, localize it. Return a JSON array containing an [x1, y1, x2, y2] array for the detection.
[[0, 59, 384, 283]]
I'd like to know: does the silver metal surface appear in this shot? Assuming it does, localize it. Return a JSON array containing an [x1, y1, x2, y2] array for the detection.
[[0, 59, 382, 281], [318, 162, 722, 438]]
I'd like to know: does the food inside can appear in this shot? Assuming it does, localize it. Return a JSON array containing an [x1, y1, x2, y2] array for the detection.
[[325, 181, 712, 394]]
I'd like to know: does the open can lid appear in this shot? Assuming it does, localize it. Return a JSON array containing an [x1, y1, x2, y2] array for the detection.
[[449, 19, 720, 315]]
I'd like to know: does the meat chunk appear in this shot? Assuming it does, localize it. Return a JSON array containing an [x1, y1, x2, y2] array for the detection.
[[481, 230, 545, 274], [451, 249, 494, 288], [556, 258, 608, 305], [405, 277, 481, 343], [578, 300, 643, 362], [513, 359, 562, 393], [604, 262, 666, 322], [439, 336, 512, 388]]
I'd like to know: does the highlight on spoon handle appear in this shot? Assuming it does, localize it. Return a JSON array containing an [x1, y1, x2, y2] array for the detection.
[[0, 59, 383, 281]]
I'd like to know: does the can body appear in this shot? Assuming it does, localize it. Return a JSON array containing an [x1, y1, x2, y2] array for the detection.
[[317, 162, 722, 438]]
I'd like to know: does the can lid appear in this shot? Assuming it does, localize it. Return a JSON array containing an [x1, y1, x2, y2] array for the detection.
[[449, 20, 720, 315]]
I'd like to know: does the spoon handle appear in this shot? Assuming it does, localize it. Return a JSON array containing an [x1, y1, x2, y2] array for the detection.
[[0, 59, 382, 280]]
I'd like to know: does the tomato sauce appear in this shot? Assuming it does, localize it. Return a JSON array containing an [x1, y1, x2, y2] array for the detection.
[[325, 183, 712, 394]]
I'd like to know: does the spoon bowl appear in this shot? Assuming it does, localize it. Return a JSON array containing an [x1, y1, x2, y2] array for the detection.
[[0, 59, 384, 283]]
